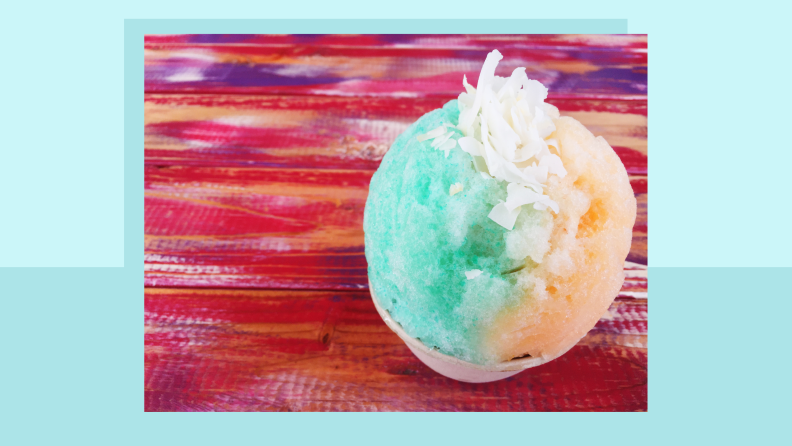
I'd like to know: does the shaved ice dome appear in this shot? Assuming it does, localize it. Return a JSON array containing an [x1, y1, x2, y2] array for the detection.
[[363, 52, 636, 366]]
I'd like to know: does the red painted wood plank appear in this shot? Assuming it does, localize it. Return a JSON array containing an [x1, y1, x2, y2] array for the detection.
[[145, 166, 369, 289], [628, 193, 648, 265], [144, 94, 648, 115], [144, 39, 647, 98], [144, 165, 648, 288], [144, 43, 647, 64], [145, 94, 647, 170], [144, 288, 647, 412], [142, 34, 648, 413], [144, 34, 648, 50]]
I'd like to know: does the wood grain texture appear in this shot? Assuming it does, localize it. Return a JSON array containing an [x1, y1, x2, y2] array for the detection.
[[144, 35, 646, 99], [145, 94, 647, 169], [145, 288, 647, 412], [144, 92, 648, 288], [143, 34, 648, 411], [145, 166, 369, 289], [144, 165, 647, 289], [145, 34, 649, 49]]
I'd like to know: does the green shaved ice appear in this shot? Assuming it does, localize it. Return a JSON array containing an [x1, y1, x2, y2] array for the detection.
[[364, 100, 552, 365]]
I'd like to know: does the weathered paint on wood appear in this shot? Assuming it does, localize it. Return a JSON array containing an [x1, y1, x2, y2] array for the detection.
[[145, 288, 647, 412], [145, 94, 647, 170], [143, 34, 648, 411], [145, 166, 369, 289], [144, 35, 647, 99], [144, 34, 649, 49], [144, 165, 647, 289]]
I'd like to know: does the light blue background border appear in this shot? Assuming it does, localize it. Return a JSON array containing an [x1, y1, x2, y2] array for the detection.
[[1, 9, 790, 445], [132, 18, 628, 34], [5, 12, 791, 267]]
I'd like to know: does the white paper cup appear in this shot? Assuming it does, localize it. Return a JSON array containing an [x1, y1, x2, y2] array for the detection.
[[369, 280, 579, 383]]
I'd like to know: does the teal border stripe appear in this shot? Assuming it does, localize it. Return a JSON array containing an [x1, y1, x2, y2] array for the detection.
[[0, 6, 789, 444], [125, 22, 144, 273], [0, 13, 786, 445]]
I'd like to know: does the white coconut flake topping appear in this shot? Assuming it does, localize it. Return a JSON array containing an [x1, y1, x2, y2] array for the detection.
[[418, 123, 458, 157], [416, 125, 448, 142], [414, 51, 565, 230], [456, 50, 566, 230], [449, 182, 463, 196], [465, 269, 483, 280]]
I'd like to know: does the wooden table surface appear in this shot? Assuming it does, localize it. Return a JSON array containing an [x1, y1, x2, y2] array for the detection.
[[144, 34, 647, 412]]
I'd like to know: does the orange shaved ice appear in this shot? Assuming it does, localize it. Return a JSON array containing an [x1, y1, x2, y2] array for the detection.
[[487, 116, 637, 361], [364, 49, 638, 368]]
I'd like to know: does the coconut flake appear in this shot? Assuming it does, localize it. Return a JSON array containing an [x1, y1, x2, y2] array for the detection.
[[439, 138, 457, 157], [458, 136, 483, 157], [430, 130, 453, 148], [485, 104, 520, 148], [497, 67, 528, 101], [521, 78, 548, 105], [533, 107, 556, 139], [416, 126, 460, 158], [462, 75, 476, 95], [533, 196, 559, 214], [488, 202, 522, 230], [471, 155, 490, 175], [539, 154, 567, 178], [417, 126, 448, 142], [458, 50, 503, 134], [465, 269, 483, 280], [545, 138, 560, 155], [523, 163, 549, 184], [458, 92, 474, 109], [504, 183, 544, 211], [454, 49, 567, 228], [449, 182, 463, 196]]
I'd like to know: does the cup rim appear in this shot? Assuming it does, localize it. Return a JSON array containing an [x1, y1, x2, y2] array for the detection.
[[368, 279, 578, 373]]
